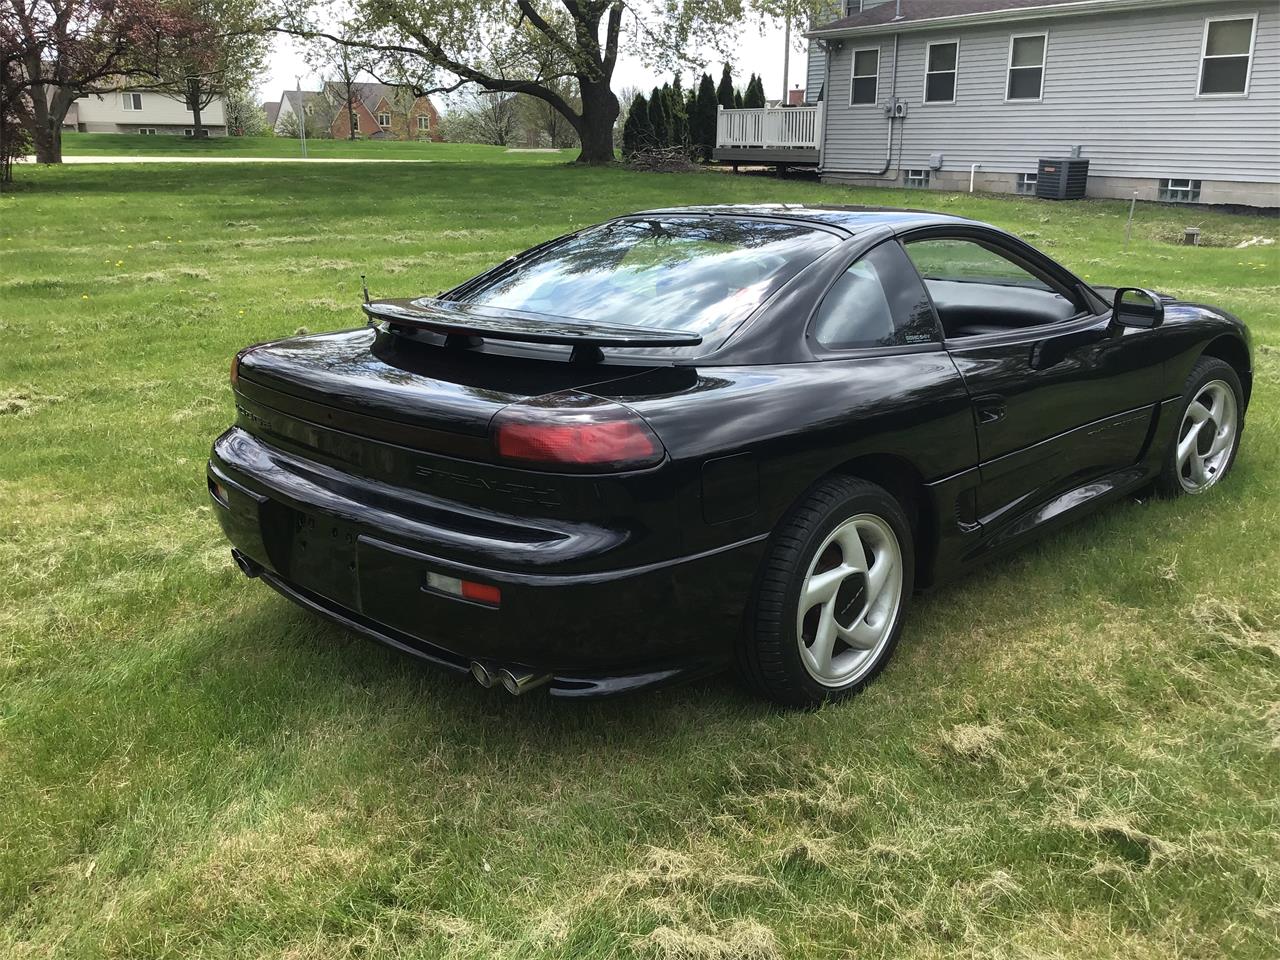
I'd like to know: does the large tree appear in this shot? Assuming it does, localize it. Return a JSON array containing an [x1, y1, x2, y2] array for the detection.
[[1, 0, 190, 162], [151, 0, 267, 138], [278, 0, 782, 165]]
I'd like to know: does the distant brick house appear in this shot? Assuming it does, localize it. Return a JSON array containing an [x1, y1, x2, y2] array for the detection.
[[273, 81, 441, 140]]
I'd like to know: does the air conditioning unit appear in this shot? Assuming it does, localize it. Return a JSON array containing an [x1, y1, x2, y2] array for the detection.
[[1036, 157, 1089, 200]]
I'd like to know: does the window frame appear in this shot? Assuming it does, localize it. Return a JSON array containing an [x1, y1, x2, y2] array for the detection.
[[377, 112, 391, 127], [1004, 31, 1048, 103], [922, 39, 960, 105], [121, 92, 143, 111], [1197, 14, 1257, 99], [849, 46, 881, 106], [137, 127, 157, 135], [1016, 172, 1038, 195], [417, 115, 430, 130]]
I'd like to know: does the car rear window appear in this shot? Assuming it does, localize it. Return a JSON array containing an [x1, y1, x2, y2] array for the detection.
[[453, 216, 839, 341]]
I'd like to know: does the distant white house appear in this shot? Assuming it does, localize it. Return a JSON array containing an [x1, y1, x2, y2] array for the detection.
[[63, 89, 227, 136]]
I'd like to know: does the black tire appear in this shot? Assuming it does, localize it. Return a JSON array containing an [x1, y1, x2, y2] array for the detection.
[[1154, 356, 1245, 499], [739, 476, 914, 708]]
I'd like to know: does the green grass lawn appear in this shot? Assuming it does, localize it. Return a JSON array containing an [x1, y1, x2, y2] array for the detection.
[[1, 159, 1278, 959], [58, 132, 575, 162]]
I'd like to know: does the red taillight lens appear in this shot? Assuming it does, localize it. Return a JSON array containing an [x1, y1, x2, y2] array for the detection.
[[460, 580, 502, 605], [492, 393, 664, 471], [230, 352, 240, 388]]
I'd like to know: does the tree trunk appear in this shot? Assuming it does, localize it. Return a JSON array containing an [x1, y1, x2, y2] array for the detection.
[[24, 79, 67, 163], [575, 79, 618, 165], [192, 101, 204, 138]]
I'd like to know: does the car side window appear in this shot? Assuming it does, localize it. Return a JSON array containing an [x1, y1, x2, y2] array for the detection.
[[811, 241, 940, 351], [903, 235, 1083, 339]]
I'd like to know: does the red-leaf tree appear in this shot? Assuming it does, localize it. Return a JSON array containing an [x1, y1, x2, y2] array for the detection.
[[0, 0, 197, 162]]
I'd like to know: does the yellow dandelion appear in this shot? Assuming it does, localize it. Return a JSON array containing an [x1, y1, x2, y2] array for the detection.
[[237, 310, 245, 316], [81, 294, 89, 300], [116, 260, 124, 267]]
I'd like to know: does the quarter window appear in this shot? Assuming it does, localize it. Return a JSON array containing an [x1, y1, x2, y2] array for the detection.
[[811, 242, 939, 351], [1006, 33, 1046, 100], [851, 48, 880, 105], [924, 41, 958, 103], [1199, 17, 1255, 96]]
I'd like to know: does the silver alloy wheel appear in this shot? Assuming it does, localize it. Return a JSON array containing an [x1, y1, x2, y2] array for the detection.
[[1177, 379, 1238, 494], [796, 513, 904, 688]]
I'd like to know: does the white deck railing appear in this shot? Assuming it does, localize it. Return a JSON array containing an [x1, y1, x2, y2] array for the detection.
[[715, 104, 823, 149]]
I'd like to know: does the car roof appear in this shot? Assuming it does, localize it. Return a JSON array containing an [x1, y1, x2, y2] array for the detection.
[[627, 204, 985, 236]]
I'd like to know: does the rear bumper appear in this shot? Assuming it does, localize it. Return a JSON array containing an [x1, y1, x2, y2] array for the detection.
[[208, 428, 765, 696]]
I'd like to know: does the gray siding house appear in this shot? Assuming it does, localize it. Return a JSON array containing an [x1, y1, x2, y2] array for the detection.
[[799, 0, 1279, 206]]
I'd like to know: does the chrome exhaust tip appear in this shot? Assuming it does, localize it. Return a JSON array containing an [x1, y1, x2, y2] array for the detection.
[[499, 669, 551, 696], [470, 661, 496, 688], [231, 549, 261, 579]]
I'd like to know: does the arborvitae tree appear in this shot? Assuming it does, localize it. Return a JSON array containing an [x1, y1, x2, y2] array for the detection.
[[734, 89, 743, 108], [647, 86, 670, 147], [665, 78, 687, 147], [622, 92, 652, 156], [716, 64, 736, 111], [744, 73, 767, 108], [692, 72, 719, 161]]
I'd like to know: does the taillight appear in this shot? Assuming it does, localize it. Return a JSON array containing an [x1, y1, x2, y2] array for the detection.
[[492, 392, 664, 471], [230, 352, 241, 388]]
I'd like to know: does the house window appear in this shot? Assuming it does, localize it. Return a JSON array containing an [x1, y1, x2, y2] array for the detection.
[[924, 41, 958, 103], [1006, 33, 1046, 101], [850, 48, 879, 105], [1159, 178, 1202, 203], [1199, 16, 1256, 96], [417, 115, 430, 131], [378, 112, 391, 127], [122, 93, 143, 111], [184, 129, 194, 137], [1016, 172, 1037, 195], [904, 169, 930, 188], [137, 127, 157, 135]]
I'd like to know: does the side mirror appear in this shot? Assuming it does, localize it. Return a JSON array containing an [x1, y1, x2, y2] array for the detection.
[[1111, 287, 1164, 330]]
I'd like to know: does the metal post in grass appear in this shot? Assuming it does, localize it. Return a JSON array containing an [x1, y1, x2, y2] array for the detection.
[[296, 77, 308, 159], [1124, 192, 1137, 249]]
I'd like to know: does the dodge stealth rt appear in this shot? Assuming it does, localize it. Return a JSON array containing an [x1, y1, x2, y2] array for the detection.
[[208, 206, 1251, 705]]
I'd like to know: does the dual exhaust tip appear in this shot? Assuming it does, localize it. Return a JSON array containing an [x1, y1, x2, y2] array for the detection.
[[470, 661, 551, 697]]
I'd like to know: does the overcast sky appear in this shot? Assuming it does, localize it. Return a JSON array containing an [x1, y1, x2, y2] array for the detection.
[[259, 18, 813, 109]]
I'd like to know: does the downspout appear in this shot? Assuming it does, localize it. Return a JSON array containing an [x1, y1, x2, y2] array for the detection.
[[818, 31, 900, 178], [970, 163, 981, 192]]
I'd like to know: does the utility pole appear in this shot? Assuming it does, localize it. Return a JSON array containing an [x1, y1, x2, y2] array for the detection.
[[296, 76, 308, 159], [782, 14, 791, 104]]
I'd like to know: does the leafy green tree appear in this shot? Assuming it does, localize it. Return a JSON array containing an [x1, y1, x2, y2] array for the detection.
[[665, 76, 687, 147]]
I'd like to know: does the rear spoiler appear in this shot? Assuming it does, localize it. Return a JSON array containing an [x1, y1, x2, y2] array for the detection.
[[362, 297, 703, 363]]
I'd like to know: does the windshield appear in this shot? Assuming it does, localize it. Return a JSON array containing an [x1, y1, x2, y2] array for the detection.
[[452, 216, 839, 344]]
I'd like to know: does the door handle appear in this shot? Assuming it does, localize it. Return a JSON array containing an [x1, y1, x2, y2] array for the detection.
[[975, 395, 1006, 425]]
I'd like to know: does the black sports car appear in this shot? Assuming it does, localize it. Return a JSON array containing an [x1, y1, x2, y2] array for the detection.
[[208, 205, 1251, 705]]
